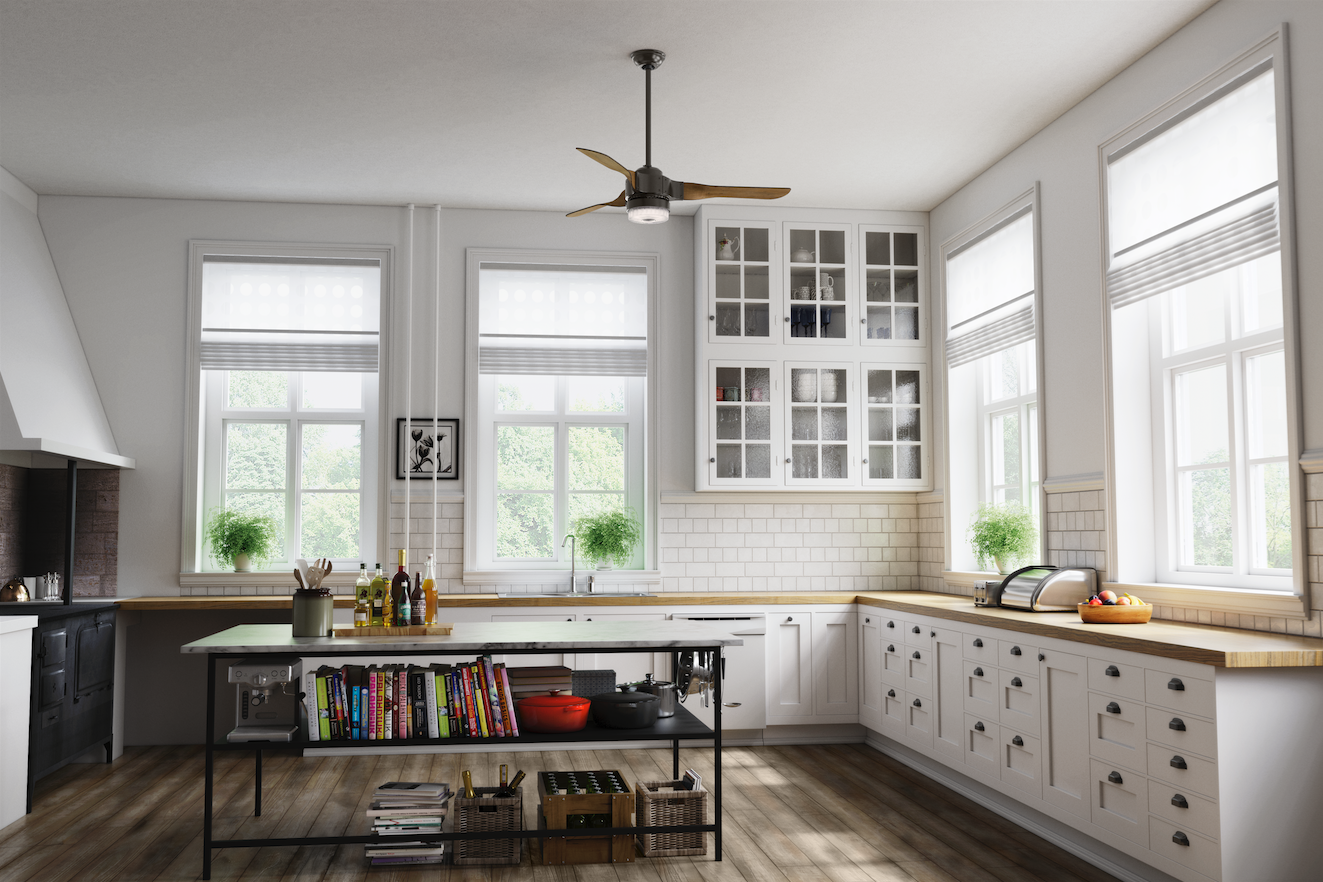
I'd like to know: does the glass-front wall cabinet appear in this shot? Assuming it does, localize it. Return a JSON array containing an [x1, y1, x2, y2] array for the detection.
[[698, 211, 928, 490], [710, 225, 774, 343]]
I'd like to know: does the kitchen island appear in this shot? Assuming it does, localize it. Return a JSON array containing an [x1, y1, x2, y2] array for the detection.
[[181, 620, 741, 879]]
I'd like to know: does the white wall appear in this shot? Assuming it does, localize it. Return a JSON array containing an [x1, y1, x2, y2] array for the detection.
[[34, 197, 693, 597], [928, 0, 1323, 485]]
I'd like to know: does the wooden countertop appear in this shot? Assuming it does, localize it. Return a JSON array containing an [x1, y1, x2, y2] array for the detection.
[[117, 591, 1323, 668]]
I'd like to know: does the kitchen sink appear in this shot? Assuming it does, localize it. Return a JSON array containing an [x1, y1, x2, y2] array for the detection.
[[495, 592, 655, 598]]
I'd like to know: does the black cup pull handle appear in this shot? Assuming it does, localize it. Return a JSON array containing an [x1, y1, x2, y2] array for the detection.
[[1106, 701, 1121, 714], [1168, 677, 1185, 691], [913, 698, 922, 708], [887, 621, 895, 629], [887, 689, 896, 698], [1107, 771, 1123, 785], [1012, 735, 1024, 747], [930, 630, 936, 637], [1010, 646, 1022, 656], [1011, 677, 1023, 688], [974, 667, 984, 678], [1170, 755, 1188, 770], [974, 721, 985, 732], [1172, 832, 1190, 847], [973, 638, 983, 648], [1171, 794, 1189, 809], [1169, 717, 1186, 731], [865, 618, 870, 624], [887, 644, 895, 653], [1105, 665, 1120, 677], [912, 626, 920, 634], [912, 651, 921, 659]]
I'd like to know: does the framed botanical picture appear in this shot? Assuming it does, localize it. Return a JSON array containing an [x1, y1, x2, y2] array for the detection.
[[396, 418, 459, 480]]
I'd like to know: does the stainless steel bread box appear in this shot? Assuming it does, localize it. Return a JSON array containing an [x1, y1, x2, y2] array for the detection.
[[997, 566, 1098, 612]]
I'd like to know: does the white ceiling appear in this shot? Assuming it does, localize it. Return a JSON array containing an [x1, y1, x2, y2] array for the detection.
[[0, 0, 1215, 215]]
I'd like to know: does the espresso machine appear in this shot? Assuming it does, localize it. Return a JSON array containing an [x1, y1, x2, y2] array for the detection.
[[227, 657, 302, 742]]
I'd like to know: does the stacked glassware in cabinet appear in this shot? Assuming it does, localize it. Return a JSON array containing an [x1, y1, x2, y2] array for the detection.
[[710, 225, 774, 342], [785, 226, 850, 343], [708, 363, 779, 485], [785, 363, 854, 484]]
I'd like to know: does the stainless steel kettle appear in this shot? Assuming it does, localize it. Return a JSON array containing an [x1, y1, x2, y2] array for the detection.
[[626, 672, 677, 718]]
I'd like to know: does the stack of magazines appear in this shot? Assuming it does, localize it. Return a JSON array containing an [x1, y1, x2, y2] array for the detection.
[[364, 781, 450, 866]]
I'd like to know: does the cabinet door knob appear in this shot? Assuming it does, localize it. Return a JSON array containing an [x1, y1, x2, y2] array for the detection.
[[1106, 701, 1121, 714], [974, 721, 985, 732], [887, 689, 895, 698], [709, 315, 715, 321], [887, 644, 895, 653], [1171, 794, 1189, 809], [973, 667, 983, 678], [1011, 677, 1022, 688], [1168, 677, 1185, 691], [1012, 735, 1024, 747], [1107, 771, 1123, 785], [1105, 665, 1120, 677], [913, 698, 922, 707], [709, 457, 716, 463], [784, 316, 790, 322], [786, 616, 793, 622], [973, 638, 983, 648], [1172, 832, 1190, 847], [1169, 717, 1186, 732], [912, 651, 921, 659], [861, 318, 866, 324], [1010, 646, 1022, 656], [930, 630, 936, 637], [1170, 755, 1187, 770], [865, 618, 870, 623], [861, 458, 867, 464], [785, 458, 791, 464]]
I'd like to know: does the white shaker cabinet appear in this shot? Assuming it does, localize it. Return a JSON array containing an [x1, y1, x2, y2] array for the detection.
[[811, 611, 858, 719], [767, 609, 859, 724], [858, 609, 883, 730]]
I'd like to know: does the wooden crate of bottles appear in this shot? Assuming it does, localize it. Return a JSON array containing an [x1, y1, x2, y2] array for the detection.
[[537, 771, 634, 865]]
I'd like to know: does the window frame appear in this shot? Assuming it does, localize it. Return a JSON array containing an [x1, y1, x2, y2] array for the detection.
[[462, 249, 660, 585], [1098, 27, 1307, 615], [940, 186, 1047, 577], [181, 241, 393, 579]]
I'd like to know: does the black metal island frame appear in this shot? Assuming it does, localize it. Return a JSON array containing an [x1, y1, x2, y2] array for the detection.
[[181, 620, 741, 879]]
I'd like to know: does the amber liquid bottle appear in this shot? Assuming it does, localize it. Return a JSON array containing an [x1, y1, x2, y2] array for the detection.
[[389, 549, 410, 627]]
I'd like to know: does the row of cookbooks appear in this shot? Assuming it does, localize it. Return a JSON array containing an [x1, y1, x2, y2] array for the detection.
[[364, 781, 449, 866], [303, 656, 526, 741]]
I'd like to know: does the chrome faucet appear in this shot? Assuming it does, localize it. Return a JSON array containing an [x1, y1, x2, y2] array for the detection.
[[587, 575, 596, 595], [562, 535, 577, 594]]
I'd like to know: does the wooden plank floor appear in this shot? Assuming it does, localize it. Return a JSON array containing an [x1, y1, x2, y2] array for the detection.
[[1, 743, 1118, 882]]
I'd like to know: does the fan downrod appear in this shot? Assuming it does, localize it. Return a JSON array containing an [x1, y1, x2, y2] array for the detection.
[[630, 49, 665, 70]]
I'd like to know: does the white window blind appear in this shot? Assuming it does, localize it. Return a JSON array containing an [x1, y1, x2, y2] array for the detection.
[[1105, 66, 1279, 307], [200, 257, 381, 372], [944, 209, 1035, 368], [478, 264, 647, 376]]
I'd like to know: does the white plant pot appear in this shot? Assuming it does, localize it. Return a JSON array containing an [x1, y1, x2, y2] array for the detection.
[[234, 552, 251, 573], [595, 560, 614, 571]]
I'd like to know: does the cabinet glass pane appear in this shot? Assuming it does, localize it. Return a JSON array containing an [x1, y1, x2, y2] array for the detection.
[[821, 407, 848, 441], [790, 305, 817, 337], [868, 370, 893, 403], [792, 444, 818, 478], [895, 306, 918, 340], [790, 268, 816, 299], [715, 227, 740, 259], [894, 233, 919, 266], [746, 444, 772, 479], [869, 408, 893, 442], [898, 445, 922, 479], [716, 445, 742, 479], [744, 228, 769, 262], [715, 265, 740, 298], [820, 369, 846, 403], [746, 405, 771, 440], [745, 367, 771, 402], [744, 304, 770, 337], [866, 231, 890, 265], [820, 230, 846, 265], [822, 445, 847, 479], [744, 265, 769, 299], [716, 406, 742, 440], [715, 302, 741, 336], [821, 305, 845, 338], [897, 407, 921, 442], [867, 307, 891, 340], [792, 407, 819, 440], [895, 269, 918, 302], [715, 367, 740, 389], [789, 229, 815, 262], [869, 446, 894, 479], [791, 369, 818, 402], [866, 271, 891, 302], [896, 371, 920, 404]]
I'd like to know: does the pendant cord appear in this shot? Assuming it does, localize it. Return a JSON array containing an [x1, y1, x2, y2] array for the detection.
[[645, 65, 651, 168]]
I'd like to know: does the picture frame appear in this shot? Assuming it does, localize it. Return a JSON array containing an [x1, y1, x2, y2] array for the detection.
[[396, 418, 460, 481]]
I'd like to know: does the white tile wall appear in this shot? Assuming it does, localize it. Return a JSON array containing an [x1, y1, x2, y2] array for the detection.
[[917, 495, 946, 593], [1045, 490, 1108, 577]]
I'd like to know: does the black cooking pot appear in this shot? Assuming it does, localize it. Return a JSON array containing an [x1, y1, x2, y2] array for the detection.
[[590, 691, 660, 729]]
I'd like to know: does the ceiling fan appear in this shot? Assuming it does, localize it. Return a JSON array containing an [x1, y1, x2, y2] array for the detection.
[[567, 49, 791, 223]]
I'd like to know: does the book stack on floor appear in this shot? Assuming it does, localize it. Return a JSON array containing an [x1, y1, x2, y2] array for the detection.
[[303, 657, 522, 741], [503, 665, 573, 699], [364, 781, 450, 866]]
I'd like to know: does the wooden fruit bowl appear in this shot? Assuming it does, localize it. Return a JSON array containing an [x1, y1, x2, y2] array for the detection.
[[1078, 603, 1152, 624]]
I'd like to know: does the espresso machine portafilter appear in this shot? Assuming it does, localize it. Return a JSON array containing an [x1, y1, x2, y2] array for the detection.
[[227, 657, 302, 742]]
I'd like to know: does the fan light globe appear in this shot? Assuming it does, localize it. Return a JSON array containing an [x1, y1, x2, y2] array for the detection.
[[627, 205, 669, 224]]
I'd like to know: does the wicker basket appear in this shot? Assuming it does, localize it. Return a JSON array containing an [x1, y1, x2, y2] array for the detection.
[[452, 786, 522, 866], [635, 780, 707, 857], [571, 669, 617, 698]]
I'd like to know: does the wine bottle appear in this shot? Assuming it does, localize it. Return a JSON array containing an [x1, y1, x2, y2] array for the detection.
[[462, 769, 476, 799], [354, 563, 371, 627], [390, 550, 410, 627], [369, 563, 386, 626], [410, 571, 424, 626], [496, 769, 524, 798], [499, 764, 508, 788]]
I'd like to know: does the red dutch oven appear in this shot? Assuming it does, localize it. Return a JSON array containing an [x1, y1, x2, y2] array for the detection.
[[516, 692, 591, 733]]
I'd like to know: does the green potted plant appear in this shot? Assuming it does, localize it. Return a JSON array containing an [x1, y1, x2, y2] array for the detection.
[[205, 508, 280, 572], [573, 509, 642, 570], [968, 503, 1038, 574]]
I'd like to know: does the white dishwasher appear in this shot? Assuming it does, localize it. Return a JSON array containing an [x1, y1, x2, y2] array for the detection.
[[671, 613, 766, 731]]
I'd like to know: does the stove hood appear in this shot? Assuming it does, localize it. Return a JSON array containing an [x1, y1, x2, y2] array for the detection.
[[0, 168, 134, 470]]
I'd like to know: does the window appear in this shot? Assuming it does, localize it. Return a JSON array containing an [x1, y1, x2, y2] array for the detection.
[[941, 191, 1043, 572], [1103, 33, 1300, 598], [183, 247, 387, 573], [464, 253, 657, 576]]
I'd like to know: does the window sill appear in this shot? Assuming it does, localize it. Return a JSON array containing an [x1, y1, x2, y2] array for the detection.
[[462, 569, 662, 587], [179, 571, 360, 590], [942, 570, 1004, 589], [1103, 581, 1309, 620]]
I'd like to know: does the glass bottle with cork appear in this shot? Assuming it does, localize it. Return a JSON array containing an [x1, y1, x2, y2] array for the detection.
[[368, 563, 386, 626], [353, 563, 371, 627]]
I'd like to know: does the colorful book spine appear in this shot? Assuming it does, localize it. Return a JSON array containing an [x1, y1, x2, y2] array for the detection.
[[304, 668, 320, 742], [398, 668, 409, 739], [350, 678, 360, 740], [459, 669, 479, 737], [467, 664, 487, 737], [366, 666, 376, 740], [482, 658, 505, 738], [448, 672, 465, 737], [315, 668, 332, 741], [424, 667, 439, 739], [377, 669, 386, 740], [495, 663, 515, 738], [383, 667, 393, 739]]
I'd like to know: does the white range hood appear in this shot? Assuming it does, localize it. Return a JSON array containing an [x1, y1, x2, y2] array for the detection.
[[0, 168, 133, 470]]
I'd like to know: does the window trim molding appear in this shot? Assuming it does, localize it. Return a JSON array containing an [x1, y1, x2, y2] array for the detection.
[[181, 240, 394, 576], [939, 184, 1046, 573], [1097, 26, 1308, 612], [462, 248, 660, 580]]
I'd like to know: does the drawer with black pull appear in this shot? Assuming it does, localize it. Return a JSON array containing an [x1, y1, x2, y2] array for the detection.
[[999, 727, 1041, 798], [1088, 691, 1146, 769], [902, 618, 934, 651], [903, 646, 932, 698], [962, 660, 999, 717], [998, 639, 1038, 675], [881, 639, 906, 687], [1144, 669, 1215, 719], [1148, 785, 1219, 841], [1088, 758, 1149, 846], [963, 713, 1000, 780], [1144, 706, 1217, 759], [963, 630, 999, 665], [1087, 657, 1146, 700], [881, 686, 908, 737], [1149, 815, 1222, 880], [1146, 742, 1218, 800], [998, 668, 1040, 734]]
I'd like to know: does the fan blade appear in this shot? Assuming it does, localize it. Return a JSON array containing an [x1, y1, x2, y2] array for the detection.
[[566, 190, 627, 218], [680, 182, 791, 201], [577, 148, 636, 187]]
